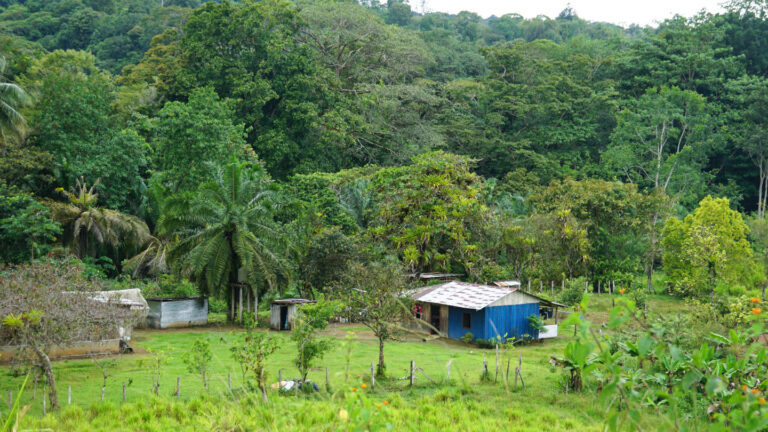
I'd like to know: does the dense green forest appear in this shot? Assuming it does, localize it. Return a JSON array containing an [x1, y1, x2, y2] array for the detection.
[[3, 0, 768, 305], [9, 1, 768, 430]]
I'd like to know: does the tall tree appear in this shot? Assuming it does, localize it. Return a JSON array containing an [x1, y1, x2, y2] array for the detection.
[[0, 56, 29, 157], [22, 50, 147, 210], [369, 151, 485, 277], [153, 86, 250, 193], [161, 160, 289, 317], [724, 76, 768, 218], [49, 179, 150, 260]]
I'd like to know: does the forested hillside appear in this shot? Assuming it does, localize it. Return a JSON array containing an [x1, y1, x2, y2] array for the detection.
[[2, 0, 768, 291], [8, 1, 768, 429]]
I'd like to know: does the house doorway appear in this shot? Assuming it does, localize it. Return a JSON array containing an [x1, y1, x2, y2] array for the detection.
[[280, 306, 289, 330], [430, 305, 440, 334]]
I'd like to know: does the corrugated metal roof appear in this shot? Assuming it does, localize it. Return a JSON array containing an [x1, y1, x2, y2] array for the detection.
[[494, 280, 521, 288], [271, 298, 316, 305], [411, 281, 516, 311]]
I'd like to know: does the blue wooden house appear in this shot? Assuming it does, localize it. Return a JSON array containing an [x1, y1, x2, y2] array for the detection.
[[409, 281, 562, 341]]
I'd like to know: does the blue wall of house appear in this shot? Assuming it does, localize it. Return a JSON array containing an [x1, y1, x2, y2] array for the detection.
[[484, 303, 540, 341], [448, 307, 486, 340]]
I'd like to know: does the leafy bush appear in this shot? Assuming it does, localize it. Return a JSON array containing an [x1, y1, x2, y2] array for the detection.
[[140, 274, 198, 298], [526, 314, 545, 333], [209, 297, 227, 313], [558, 277, 586, 306], [627, 288, 647, 309], [461, 332, 475, 344], [475, 338, 495, 349]]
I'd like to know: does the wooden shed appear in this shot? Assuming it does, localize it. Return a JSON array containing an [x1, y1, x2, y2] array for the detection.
[[270, 299, 316, 330]]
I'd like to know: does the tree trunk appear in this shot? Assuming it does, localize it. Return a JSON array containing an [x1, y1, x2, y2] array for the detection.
[[647, 265, 654, 295], [377, 337, 385, 377], [33, 346, 59, 411]]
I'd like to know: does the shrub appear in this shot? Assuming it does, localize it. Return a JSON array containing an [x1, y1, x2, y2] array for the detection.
[[461, 332, 475, 344], [558, 277, 586, 306]]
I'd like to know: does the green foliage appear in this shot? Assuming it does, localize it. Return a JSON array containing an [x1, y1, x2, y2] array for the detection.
[[662, 196, 761, 303], [162, 159, 289, 301], [460, 332, 474, 344], [369, 151, 484, 277], [532, 179, 650, 280], [230, 325, 280, 401], [341, 260, 411, 377], [153, 87, 250, 193], [558, 277, 586, 306], [291, 298, 339, 381], [48, 179, 151, 264], [182, 338, 212, 393], [23, 50, 148, 210], [0, 183, 60, 264]]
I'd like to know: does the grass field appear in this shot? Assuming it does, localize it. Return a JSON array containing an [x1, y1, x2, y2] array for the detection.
[[1, 292, 682, 431]]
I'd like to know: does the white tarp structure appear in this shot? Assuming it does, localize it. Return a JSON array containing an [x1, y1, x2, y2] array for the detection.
[[89, 289, 149, 311]]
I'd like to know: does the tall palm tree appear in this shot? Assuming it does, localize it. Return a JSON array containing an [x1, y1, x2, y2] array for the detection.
[[161, 160, 290, 317], [0, 56, 30, 157], [49, 178, 151, 258]]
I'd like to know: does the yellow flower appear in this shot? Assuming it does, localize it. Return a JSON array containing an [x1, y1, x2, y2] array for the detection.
[[352, 387, 357, 392], [619, 288, 626, 294], [752, 297, 762, 304], [376, 404, 382, 409], [383, 400, 389, 405], [54, 187, 64, 192], [361, 384, 367, 389], [743, 385, 749, 391], [753, 308, 762, 315], [338, 409, 349, 421], [752, 388, 761, 395]]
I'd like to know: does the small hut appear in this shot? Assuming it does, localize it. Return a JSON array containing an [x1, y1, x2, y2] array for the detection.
[[270, 299, 316, 330], [146, 297, 208, 329], [409, 281, 565, 342]]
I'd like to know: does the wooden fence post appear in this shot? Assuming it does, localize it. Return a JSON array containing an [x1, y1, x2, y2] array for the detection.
[[238, 286, 243, 324], [68, 386, 71, 405], [246, 288, 250, 314], [495, 344, 499, 383], [101, 387, 105, 402], [585, 281, 589, 293], [446, 359, 452, 383], [410, 360, 415, 386], [8, 390, 11, 410], [326, 367, 330, 392], [278, 369, 282, 384], [176, 377, 181, 398], [370, 363, 375, 390], [122, 382, 126, 403], [228, 372, 232, 392], [539, 280, 543, 292], [230, 285, 235, 322], [527, 280, 531, 291], [515, 354, 524, 388], [562, 280, 565, 291], [42, 388, 46, 416], [551, 281, 554, 296]]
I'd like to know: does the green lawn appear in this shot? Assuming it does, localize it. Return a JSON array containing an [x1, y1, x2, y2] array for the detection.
[[1, 299, 682, 431]]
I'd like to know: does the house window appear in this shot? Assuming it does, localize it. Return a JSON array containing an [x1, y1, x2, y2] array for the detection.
[[462, 312, 471, 329]]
